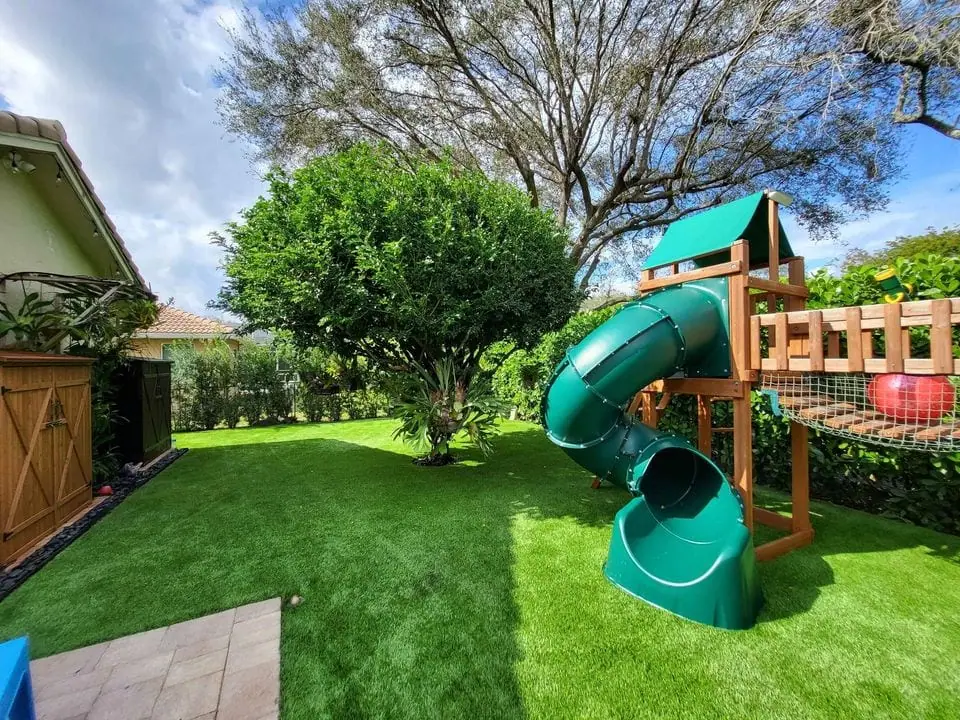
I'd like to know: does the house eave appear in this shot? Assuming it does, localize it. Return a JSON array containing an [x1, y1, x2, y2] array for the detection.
[[0, 125, 148, 292]]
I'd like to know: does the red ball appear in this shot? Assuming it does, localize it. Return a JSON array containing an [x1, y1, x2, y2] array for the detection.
[[97, 485, 114, 496], [866, 374, 956, 422]]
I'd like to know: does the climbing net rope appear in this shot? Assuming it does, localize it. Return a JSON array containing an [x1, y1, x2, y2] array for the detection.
[[761, 372, 960, 452]]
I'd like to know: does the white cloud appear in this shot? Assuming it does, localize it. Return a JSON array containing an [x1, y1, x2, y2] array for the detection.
[[783, 170, 960, 272], [2, 1, 958, 315], [0, 0, 264, 315]]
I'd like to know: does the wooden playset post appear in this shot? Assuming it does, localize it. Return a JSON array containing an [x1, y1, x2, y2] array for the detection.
[[728, 239, 754, 530], [627, 190, 814, 562]]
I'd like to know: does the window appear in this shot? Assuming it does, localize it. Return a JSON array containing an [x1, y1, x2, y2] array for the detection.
[[161, 343, 174, 361]]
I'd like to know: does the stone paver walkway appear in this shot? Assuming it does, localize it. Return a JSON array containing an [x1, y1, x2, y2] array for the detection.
[[29, 598, 281, 720]]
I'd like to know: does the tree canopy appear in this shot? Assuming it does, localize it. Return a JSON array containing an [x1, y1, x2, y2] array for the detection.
[[831, 0, 960, 141], [214, 145, 581, 376], [217, 0, 908, 287]]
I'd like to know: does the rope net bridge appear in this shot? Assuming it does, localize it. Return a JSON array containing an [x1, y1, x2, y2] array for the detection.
[[753, 297, 960, 452], [762, 373, 960, 451]]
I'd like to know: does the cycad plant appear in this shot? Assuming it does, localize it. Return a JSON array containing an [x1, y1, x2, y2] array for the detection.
[[392, 357, 503, 465]]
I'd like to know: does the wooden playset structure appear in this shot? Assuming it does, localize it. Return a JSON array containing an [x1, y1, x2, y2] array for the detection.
[[621, 189, 960, 563]]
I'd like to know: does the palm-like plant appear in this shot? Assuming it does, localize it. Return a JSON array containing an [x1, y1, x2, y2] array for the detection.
[[392, 357, 503, 464]]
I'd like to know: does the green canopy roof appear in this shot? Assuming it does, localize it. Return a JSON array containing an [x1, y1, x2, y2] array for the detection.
[[642, 191, 793, 270]]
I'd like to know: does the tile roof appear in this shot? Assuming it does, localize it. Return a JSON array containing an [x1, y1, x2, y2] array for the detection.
[[0, 110, 149, 292], [141, 306, 235, 337]]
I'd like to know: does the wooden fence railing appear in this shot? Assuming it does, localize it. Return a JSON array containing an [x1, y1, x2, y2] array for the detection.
[[750, 298, 960, 375]]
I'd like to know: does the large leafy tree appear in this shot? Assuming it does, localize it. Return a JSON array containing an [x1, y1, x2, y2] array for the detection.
[[215, 145, 580, 457], [831, 0, 959, 141], [218, 0, 901, 287]]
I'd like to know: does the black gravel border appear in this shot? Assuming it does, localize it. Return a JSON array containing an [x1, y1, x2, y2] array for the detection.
[[0, 449, 188, 602]]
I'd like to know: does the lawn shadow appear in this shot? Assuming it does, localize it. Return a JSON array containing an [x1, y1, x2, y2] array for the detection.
[[169, 422, 960, 673], [168, 434, 530, 719]]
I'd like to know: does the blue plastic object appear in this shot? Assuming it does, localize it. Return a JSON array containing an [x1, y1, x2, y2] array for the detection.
[[0, 638, 36, 720]]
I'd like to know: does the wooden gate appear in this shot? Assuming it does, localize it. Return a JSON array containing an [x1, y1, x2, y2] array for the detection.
[[113, 359, 172, 465], [141, 361, 172, 463], [0, 352, 93, 564]]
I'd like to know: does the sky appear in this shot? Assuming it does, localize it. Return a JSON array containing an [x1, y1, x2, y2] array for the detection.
[[1, 0, 958, 315]]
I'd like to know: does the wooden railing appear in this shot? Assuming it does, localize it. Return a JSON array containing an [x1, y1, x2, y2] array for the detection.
[[750, 298, 960, 375]]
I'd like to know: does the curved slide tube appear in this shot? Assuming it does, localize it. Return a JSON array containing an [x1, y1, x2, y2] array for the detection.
[[543, 283, 762, 630]]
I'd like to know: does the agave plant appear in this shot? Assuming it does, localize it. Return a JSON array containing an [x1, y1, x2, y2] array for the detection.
[[392, 357, 503, 464]]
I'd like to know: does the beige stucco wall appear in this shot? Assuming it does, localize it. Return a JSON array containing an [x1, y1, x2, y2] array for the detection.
[[129, 337, 241, 359], [0, 169, 101, 278], [0, 168, 104, 336]]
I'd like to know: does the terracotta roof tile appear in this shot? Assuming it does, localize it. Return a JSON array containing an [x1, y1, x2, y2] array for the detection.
[[0, 110, 148, 292], [143, 306, 235, 337]]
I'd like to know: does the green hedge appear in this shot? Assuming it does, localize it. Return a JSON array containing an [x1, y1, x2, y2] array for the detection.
[[490, 254, 960, 535]]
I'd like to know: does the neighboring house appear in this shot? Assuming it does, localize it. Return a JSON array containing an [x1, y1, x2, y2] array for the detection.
[[130, 306, 239, 359], [0, 111, 149, 326]]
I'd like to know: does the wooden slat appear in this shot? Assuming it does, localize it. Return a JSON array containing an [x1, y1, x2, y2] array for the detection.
[[884, 303, 904, 372], [846, 418, 895, 434], [798, 403, 856, 419], [877, 424, 925, 439], [644, 378, 747, 398], [807, 311, 824, 371], [639, 261, 742, 292], [861, 330, 874, 359], [697, 397, 712, 455], [915, 423, 960, 441], [778, 394, 833, 409], [750, 316, 762, 371], [931, 298, 954, 374], [775, 313, 789, 369], [747, 277, 809, 297], [827, 332, 841, 358], [846, 307, 864, 371], [902, 328, 912, 359], [824, 411, 881, 429], [755, 529, 814, 562]]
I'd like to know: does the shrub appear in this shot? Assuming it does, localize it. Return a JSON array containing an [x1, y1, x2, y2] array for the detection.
[[392, 358, 503, 464], [215, 144, 581, 458], [487, 306, 618, 421]]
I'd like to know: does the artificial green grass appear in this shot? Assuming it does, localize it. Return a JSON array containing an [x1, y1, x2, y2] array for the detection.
[[1, 419, 959, 719]]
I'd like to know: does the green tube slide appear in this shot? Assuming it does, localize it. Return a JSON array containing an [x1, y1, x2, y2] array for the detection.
[[542, 281, 762, 630]]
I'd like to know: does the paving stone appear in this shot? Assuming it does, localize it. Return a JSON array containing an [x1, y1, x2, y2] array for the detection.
[[31, 599, 282, 720], [160, 610, 236, 652], [225, 639, 279, 676], [233, 598, 281, 624], [172, 635, 229, 664], [34, 666, 110, 702], [102, 650, 174, 692], [165, 648, 227, 687], [229, 612, 280, 650], [88, 677, 164, 720], [217, 662, 279, 720], [151, 670, 222, 720], [35, 685, 100, 720], [31, 643, 108, 687], [96, 627, 167, 669]]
